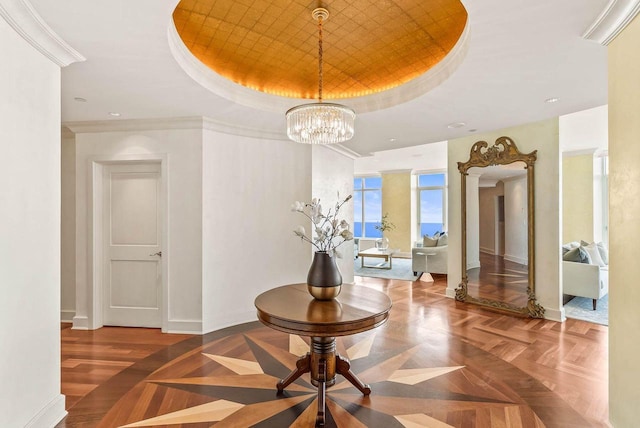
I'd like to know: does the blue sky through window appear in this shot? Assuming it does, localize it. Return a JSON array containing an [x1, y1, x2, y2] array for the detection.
[[353, 177, 382, 238]]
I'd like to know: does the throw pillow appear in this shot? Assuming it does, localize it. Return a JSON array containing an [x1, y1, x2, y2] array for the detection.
[[563, 246, 591, 264], [437, 233, 448, 246], [583, 242, 606, 267], [423, 235, 438, 247], [596, 241, 609, 265], [562, 241, 579, 256]]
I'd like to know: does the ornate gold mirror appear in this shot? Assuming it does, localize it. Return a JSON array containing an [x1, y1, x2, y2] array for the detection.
[[456, 137, 544, 317]]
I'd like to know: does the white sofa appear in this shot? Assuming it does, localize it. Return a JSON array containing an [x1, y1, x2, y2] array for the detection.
[[563, 261, 608, 310], [412, 245, 448, 275]]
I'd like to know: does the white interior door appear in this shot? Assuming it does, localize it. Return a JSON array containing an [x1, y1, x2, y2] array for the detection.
[[103, 163, 162, 328]]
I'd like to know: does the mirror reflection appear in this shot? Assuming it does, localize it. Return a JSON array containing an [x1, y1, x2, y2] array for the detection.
[[466, 163, 529, 308], [456, 136, 544, 317]]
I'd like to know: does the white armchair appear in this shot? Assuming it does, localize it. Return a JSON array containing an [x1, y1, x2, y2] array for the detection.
[[563, 261, 608, 310], [412, 245, 448, 275]]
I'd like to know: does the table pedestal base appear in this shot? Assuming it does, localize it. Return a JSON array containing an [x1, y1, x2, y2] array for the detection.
[[276, 336, 371, 427]]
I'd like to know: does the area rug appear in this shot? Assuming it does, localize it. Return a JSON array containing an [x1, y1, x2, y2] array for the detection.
[[353, 257, 418, 281], [564, 294, 608, 326]]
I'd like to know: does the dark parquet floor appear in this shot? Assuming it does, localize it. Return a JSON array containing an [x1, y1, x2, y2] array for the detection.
[[467, 252, 530, 308], [58, 274, 609, 427]]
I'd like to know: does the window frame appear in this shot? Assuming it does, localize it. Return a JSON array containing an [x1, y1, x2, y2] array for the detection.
[[415, 170, 448, 240], [353, 175, 382, 238]]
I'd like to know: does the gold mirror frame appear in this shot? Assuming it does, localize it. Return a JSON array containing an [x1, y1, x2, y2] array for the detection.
[[456, 136, 545, 318]]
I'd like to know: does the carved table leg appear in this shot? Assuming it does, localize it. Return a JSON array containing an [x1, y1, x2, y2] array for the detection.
[[316, 358, 326, 427], [336, 354, 371, 395], [277, 352, 311, 393]]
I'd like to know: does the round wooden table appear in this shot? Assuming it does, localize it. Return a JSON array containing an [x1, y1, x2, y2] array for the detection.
[[254, 283, 392, 427]]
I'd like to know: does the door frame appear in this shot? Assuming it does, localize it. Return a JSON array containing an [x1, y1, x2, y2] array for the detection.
[[88, 153, 169, 332]]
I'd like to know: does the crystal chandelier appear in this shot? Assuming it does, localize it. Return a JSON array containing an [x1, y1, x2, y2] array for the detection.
[[286, 8, 355, 145]]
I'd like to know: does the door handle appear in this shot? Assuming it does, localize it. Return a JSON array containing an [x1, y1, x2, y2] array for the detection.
[[150, 251, 162, 257]]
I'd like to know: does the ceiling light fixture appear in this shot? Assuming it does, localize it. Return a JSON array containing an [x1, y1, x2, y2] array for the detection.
[[545, 97, 559, 103], [447, 122, 466, 129], [108, 112, 121, 117], [285, 8, 355, 145]]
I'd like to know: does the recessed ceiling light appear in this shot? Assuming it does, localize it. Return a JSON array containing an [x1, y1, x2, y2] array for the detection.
[[389, 138, 396, 142], [73, 97, 87, 102], [108, 112, 121, 117], [545, 97, 559, 103], [447, 122, 466, 129]]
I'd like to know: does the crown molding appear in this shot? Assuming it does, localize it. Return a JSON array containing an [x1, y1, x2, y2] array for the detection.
[[325, 144, 362, 160], [60, 125, 74, 139], [583, 0, 640, 45], [202, 117, 287, 141], [562, 148, 598, 158], [0, 0, 84, 66], [64, 117, 207, 134], [380, 169, 413, 174], [64, 116, 289, 141]]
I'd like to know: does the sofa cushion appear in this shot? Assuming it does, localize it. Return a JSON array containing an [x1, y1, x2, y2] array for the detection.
[[583, 242, 606, 267], [437, 233, 448, 246], [563, 246, 591, 264], [423, 236, 438, 247], [597, 242, 609, 265]]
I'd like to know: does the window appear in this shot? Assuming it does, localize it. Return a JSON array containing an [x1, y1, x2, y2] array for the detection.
[[417, 173, 447, 238], [353, 176, 382, 238]]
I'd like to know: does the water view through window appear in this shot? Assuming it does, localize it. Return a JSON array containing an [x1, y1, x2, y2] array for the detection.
[[418, 173, 446, 237], [353, 177, 382, 238]]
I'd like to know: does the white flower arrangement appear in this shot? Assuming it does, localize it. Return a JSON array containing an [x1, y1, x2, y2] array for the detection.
[[291, 194, 353, 257]]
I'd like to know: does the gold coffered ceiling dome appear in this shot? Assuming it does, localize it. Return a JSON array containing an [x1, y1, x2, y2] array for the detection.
[[172, 0, 468, 100]]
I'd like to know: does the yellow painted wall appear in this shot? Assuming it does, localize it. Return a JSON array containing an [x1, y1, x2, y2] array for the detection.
[[562, 154, 594, 243], [608, 13, 640, 426], [381, 171, 412, 252]]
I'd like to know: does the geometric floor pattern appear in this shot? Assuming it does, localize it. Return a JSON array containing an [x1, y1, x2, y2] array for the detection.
[[91, 321, 582, 427], [59, 275, 609, 427]]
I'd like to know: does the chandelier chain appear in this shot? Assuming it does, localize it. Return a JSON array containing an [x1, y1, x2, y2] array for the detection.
[[285, 7, 355, 145], [318, 15, 323, 102]]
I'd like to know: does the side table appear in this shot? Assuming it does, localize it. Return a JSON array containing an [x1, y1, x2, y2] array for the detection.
[[254, 283, 392, 426]]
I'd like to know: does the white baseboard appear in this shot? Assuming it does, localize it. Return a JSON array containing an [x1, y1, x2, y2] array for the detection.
[[166, 319, 203, 334], [202, 310, 256, 335], [71, 315, 89, 330], [445, 286, 457, 298], [61, 309, 75, 323], [25, 394, 67, 428], [479, 247, 495, 255], [543, 307, 566, 322], [503, 253, 528, 266]]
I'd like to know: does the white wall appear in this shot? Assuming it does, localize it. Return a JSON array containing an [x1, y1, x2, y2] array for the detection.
[[559, 105, 608, 152], [0, 17, 66, 427], [67, 122, 317, 335], [466, 174, 480, 269], [202, 130, 311, 333], [61, 133, 76, 322], [447, 118, 562, 321], [479, 181, 504, 254], [503, 176, 528, 265], [72, 126, 204, 333], [312, 146, 355, 283]]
